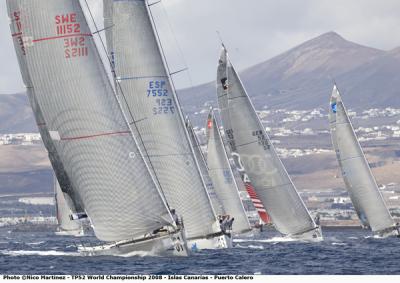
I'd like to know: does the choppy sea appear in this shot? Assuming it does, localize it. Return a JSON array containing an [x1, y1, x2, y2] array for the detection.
[[0, 227, 399, 275]]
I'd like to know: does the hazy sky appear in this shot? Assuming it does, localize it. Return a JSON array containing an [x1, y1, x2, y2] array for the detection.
[[1, 0, 400, 93]]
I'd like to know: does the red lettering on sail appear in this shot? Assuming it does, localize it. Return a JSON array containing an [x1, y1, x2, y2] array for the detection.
[[12, 11, 25, 55], [55, 13, 88, 59]]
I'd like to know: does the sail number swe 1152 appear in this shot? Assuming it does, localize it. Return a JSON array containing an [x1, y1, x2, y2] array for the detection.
[[147, 81, 175, 115], [55, 13, 88, 59]]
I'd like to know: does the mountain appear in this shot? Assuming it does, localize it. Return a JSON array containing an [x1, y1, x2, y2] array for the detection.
[[0, 92, 36, 134], [178, 31, 400, 112], [2, 31, 400, 133]]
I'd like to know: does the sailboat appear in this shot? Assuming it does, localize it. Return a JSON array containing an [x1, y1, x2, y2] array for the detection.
[[216, 45, 322, 241], [185, 118, 225, 217], [8, 0, 188, 256], [205, 109, 252, 235], [329, 84, 400, 238], [104, 0, 229, 250], [54, 177, 84, 237]]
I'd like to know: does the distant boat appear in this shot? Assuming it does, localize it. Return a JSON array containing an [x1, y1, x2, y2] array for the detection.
[[8, 0, 188, 256], [104, 0, 229, 250], [329, 84, 400, 238], [185, 117, 225, 217], [205, 109, 252, 235], [54, 177, 84, 237], [216, 45, 322, 241]]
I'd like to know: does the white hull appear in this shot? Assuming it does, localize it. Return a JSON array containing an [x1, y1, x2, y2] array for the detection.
[[289, 226, 324, 242], [78, 230, 188, 257], [187, 234, 232, 251], [374, 226, 400, 238]]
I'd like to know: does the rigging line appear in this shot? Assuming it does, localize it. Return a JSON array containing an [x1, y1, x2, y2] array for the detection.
[[170, 67, 188, 76], [159, 1, 194, 88], [92, 25, 114, 35], [148, 0, 162, 7], [82, 0, 170, 211]]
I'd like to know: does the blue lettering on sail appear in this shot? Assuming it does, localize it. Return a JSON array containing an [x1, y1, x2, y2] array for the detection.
[[147, 81, 175, 115], [223, 169, 233, 184], [147, 81, 168, 97], [331, 102, 337, 113]]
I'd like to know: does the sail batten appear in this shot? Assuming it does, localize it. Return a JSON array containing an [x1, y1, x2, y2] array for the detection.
[[329, 85, 395, 233], [8, 0, 174, 242], [216, 46, 318, 236]]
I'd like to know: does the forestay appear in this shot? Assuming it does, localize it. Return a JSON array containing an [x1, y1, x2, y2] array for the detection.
[[216, 46, 317, 236], [7, 0, 174, 242], [105, 0, 220, 239], [329, 85, 395, 232], [206, 110, 252, 234]]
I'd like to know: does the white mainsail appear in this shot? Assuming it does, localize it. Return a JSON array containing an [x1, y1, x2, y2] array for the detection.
[[206, 109, 252, 234], [216, 46, 321, 239], [54, 177, 83, 236], [7, 0, 178, 243], [185, 118, 225, 216], [329, 85, 398, 236], [104, 0, 221, 240], [7, 0, 85, 214]]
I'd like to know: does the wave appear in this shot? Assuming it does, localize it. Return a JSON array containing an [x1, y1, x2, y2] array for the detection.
[[234, 236, 297, 243], [27, 241, 45, 246], [331, 242, 347, 246], [235, 244, 264, 250], [0, 250, 80, 257]]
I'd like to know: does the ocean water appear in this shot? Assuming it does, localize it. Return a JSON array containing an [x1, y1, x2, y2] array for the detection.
[[0, 227, 399, 275]]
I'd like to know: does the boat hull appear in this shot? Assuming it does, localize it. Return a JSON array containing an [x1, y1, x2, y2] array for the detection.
[[290, 226, 324, 242], [374, 226, 400, 238], [78, 230, 188, 257], [187, 234, 232, 251]]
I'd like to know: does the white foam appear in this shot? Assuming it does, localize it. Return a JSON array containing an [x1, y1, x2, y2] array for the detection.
[[372, 235, 385, 239], [1, 250, 80, 257], [235, 243, 264, 250], [248, 244, 264, 250], [27, 241, 45, 246], [115, 250, 154, 257], [331, 242, 347, 246], [234, 236, 297, 243]]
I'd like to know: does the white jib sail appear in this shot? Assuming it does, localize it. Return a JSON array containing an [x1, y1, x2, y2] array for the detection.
[[329, 85, 396, 233], [54, 177, 82, 233], [206, 109, 252, 234]]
